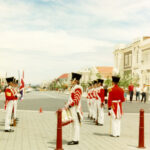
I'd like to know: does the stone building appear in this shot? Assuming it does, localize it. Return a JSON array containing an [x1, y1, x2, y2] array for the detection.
[[114, 36, 150, 101]]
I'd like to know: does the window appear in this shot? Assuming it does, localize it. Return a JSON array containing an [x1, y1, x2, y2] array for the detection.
[[124, 52, 132, 68]]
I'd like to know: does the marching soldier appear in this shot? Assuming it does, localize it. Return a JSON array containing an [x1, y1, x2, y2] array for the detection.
[[4, 77, 16, 132], [97, 79, 105, 126], [65, 73, 83, 145], [108, 76, 125, 137]]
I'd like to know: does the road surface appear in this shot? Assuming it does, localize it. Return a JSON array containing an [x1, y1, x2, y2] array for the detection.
[[0, 91, 150, 113]]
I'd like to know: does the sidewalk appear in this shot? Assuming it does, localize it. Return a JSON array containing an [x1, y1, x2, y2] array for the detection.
[[0, 110, 150, 150]]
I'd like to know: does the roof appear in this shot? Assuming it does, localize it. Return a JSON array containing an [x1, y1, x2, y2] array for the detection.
[[58, 73, 69, 79], [96, 66, 113, 78]]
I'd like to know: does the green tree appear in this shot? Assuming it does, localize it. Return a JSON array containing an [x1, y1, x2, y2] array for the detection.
[[96, 73, 101, 79], [104, 77, 112, 87]]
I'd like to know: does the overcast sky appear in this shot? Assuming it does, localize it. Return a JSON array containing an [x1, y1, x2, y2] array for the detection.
[[0, 0, 150, 84]]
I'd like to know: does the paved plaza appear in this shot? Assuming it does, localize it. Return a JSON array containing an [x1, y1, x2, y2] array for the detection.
[[0, 109, 150, 150]]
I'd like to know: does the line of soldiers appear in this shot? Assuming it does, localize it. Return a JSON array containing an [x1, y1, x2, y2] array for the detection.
[[86, 79, 105, 126], [64, 73, 125, 146], [4, 77, 20, 132], [86, 76, 125, 137]]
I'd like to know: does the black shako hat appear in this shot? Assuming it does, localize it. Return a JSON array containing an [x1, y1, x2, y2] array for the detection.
[[88, 83, 92, 86], [71, 73, 82, 81], [6, 77, 14, 83], [112, 76, 120, 83], [15, 80, 19, 84], [97, 79, 104, 84], [93, 80, 98, 84]]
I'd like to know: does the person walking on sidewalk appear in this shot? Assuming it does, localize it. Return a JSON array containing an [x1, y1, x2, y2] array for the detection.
[[108, 76, 125, 137], [141, 84, 147, 103], [135, 84, 141, 101], [128, 82, 134, 102], [65, 73, 83, 145], [4, 77, 16, 132]]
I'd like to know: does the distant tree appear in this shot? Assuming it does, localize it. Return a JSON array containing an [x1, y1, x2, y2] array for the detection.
[[119, 72, 139, 89], [104, 77, 112, 87], [96, 72, 101, 79]]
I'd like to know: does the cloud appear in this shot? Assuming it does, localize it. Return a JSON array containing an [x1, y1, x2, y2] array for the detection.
[[0, 30, 113, 55], [0, 0, 150, 84]]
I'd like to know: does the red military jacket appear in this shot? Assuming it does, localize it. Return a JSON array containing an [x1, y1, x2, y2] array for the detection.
[[5, 86, 16, 109], [86, 89, 91, 99], [69, 85, 83, 107], [97, 87, 105, 103], [13, 88, 18, 101], [108, 84, 125, 117], [90, 88, 95, 99], [5, 86, 16, 101]]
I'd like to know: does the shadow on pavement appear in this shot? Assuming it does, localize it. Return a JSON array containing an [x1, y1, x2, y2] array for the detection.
[[127, 144, 138, 149], [48, 139, 68, 145], [93, 132, 110, 137]]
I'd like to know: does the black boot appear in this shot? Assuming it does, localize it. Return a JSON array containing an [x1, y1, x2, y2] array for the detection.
[[67, 141, 79, 145]]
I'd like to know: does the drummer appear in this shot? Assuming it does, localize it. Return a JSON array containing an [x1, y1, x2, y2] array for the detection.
[[65, 72, 83, 145]]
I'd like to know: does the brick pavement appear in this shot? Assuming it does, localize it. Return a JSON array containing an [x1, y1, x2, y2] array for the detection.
[[0, 109, 150, 150]]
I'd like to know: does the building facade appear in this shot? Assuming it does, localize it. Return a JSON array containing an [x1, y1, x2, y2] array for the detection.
[[114, 36, 150, 100]]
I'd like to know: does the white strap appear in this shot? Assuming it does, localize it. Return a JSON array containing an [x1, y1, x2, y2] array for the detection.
[[112, 100, 121, 103]]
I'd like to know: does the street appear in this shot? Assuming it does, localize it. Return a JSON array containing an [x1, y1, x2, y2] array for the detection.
[[0, 91, 150, 113], [0, 91, 150, 150]]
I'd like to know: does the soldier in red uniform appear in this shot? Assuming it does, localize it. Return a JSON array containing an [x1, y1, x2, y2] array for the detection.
[[4, 77, 16, 132], [65, 73, 83, 145], [97, 79, 105, 126], [108, 76, 125, 137]]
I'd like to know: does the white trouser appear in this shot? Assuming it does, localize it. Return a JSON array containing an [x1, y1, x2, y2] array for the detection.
[[70, 107, 80, 141], [5, 100, 14, 130], [87, 99, 92, 117], [111, 117, 121, 136], [98, 101, 104, 124], [13, 100, 18, 119], [93, 99, 97, 119], [89, 100, 92, 117], [95, 100, 99, 120]]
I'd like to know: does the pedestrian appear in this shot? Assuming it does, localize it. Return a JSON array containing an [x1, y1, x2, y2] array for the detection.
[[65, 73, 83, 145], [4, 77, 16, 132], [128, 82, 134, 102], [141, 84, 147, 103], [108, 76, 125, 137], [135, 84, 141, 101]]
